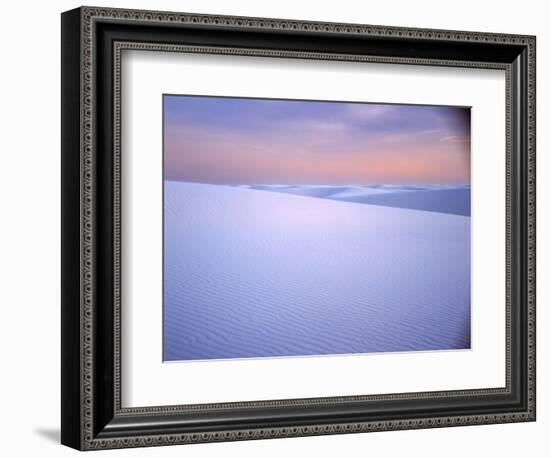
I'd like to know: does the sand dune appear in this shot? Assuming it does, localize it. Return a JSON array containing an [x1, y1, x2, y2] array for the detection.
[[242, 184, 470, 216], [336, 188, 470, 216], [164, 181, 471, 361]]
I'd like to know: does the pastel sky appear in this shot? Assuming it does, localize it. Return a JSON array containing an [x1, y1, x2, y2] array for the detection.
[[163, 95, 470, 185]]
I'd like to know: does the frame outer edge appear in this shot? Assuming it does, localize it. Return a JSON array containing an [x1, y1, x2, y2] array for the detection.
[[526, 36, 536, 421], [80, 6, 96, 451], [81, 5, 535, 43], [61, 7, 85, 451]]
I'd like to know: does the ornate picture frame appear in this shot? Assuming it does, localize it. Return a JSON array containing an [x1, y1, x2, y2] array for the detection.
[[61, 6, 536, 450]]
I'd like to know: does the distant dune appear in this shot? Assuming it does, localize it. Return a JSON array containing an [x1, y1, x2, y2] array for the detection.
[[164, 181, 471, 361], [243, 184, 471, 216]]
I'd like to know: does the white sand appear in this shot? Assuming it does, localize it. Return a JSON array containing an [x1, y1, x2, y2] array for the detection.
[[164, 181, 471, 361]]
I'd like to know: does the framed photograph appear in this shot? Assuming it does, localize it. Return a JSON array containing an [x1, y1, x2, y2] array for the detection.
[[61, 6, 536, 450]]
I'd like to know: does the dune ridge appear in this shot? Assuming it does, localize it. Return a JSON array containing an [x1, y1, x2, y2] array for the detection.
[[242, 184, 470, 216]]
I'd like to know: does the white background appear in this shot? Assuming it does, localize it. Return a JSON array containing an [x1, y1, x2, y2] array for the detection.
[[0, 0, 546, 457], [123, 52, 506, 406]]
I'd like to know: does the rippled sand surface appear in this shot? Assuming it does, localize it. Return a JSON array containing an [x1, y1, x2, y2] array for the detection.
[[163, 181, 471, 361]]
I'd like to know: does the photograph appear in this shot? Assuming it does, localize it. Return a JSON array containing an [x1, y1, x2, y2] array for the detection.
[[163, 95, 472, 361]]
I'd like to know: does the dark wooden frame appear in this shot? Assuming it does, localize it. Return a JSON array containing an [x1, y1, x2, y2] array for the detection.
[[61, 6, 536, 450]]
